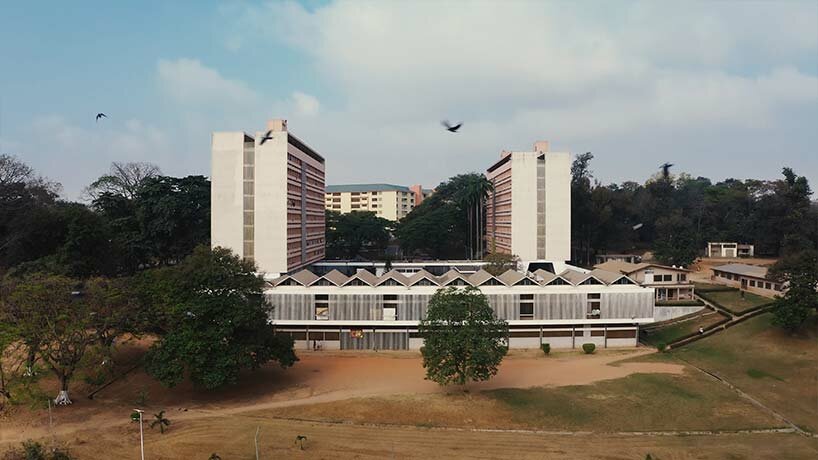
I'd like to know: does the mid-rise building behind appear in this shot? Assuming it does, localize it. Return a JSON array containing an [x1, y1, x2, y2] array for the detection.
[[485, 141, 571, 263], [325, 183, 416, 221], [212, 119, 325, 276]]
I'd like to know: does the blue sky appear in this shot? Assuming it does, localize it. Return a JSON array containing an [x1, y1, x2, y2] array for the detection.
[[1, 1, 817, 199]]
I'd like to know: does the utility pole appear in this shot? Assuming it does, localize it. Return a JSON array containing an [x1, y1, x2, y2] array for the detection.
[[133, 408, 145, 460]]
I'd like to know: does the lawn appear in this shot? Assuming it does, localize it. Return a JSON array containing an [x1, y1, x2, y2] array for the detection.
[[673, 313, 818, 432], [641, 312, 727, 347], [270, 369, 780, 432], [700, 289, 772, 314]]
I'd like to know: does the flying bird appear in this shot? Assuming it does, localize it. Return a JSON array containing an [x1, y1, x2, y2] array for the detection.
[[259, 130, 273, 145], [441, 120, 462, 133], [95, 113, 107, 122], [659, 162, 674, 179]]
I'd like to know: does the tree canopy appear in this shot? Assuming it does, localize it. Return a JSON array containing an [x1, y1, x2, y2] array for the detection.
[[325, 210, 393, 259], [143, 246, 297, 390], [418, 287, 508, 386]]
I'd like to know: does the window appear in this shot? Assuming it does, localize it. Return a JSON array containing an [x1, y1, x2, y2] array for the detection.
[[547, 277, 568, 286], [774, 284, 782, 291], [678, 274, 687, 282], [383, 294, 399, 320], [315, 294, 329, 320], [520, 294, 534, 320], [749, 280, 756, 287], [587, 293, 601, 319], [765, 282, 772, 290]]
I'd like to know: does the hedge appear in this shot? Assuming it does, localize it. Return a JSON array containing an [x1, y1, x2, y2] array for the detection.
[[655, 299, 705, 307]]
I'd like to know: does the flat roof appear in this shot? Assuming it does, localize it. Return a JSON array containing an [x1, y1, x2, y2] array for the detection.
[[712, 263, 768, 279], [326, 183, 411, 193]]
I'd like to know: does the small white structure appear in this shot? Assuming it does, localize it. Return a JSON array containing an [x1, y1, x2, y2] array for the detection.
[[706, 242, 754, 258]]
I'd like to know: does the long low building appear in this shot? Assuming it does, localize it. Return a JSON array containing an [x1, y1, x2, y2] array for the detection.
[[711, 263, 783, 297], [266, 267, 655, 351]]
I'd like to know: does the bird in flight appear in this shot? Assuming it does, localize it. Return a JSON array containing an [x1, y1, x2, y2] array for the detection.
[[96, 113, 107, 122], [259, 130, 273, 145], [441, 120, 462, 133], [659, 162, 674, 179]]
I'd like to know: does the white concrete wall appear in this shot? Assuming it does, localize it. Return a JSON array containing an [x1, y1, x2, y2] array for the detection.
[[510, 153, 539, 261], [544, 152, 571, 262], [211, 132, 246, 259], [253, 133, 289, 275]]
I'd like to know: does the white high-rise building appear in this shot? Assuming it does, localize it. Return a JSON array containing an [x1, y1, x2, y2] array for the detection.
[[211, 119, 325, 276], [485, 141, 571, 263]]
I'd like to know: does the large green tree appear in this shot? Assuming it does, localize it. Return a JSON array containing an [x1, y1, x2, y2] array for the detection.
[[325, 210, 393, 259], [144, 246, 297, 389], [397, 173, 490, 259], [419, 287, 508, 386], [770, 250, 818, 332], [0, 274, 100, 404]]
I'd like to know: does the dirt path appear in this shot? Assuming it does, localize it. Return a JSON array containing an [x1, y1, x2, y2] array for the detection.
[[1, 349, 683, 445]]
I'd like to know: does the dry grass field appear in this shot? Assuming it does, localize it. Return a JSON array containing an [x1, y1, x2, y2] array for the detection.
[[2, 315, 817, 459]]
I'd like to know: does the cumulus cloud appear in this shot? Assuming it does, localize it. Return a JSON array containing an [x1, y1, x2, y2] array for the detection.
[[157, 58, 256, 106], [226, 0, 817, 187], [291, 91, 321, 117]]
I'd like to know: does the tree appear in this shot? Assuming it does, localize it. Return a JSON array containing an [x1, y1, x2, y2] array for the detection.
[[653, 210, 698, 267], [770, 250, 818, 332], [325, 210, 392, 259], [397, 173, 490, 259], [483, 253, 519, 276], [1, 274, 99, 404], [144, 246, 297, 389], [418, 287, 508, 386], [150, 410, 171, 433], [84, 161, 161, 201]]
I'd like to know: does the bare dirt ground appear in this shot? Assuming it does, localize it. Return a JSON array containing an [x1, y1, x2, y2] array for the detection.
[[0, 348, 682, 443], [689, 257, 779, 282], [3, 345, 816, 459]]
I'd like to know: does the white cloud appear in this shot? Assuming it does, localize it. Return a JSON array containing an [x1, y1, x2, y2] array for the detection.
[[226, 0, 817, 188], [156, 58, 256, 106], [291, 91, 320, 117]]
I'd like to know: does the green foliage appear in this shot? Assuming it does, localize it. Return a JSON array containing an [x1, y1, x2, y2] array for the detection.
[[396, 173, 492, 259], [144, 246, 297, 389], [418, 287, 508, 386], [150, 410, 171, 434], [653, 210, 697, 267], [540, 343, 550, 355], [325, 210, 393, 259], [656, 342, 667, 353], [582, 343, 596, 354], [1, 440, 73, 460], [569, 156, 817, 264], [483, 253, 519, 276], [770, 250, 818, 332], [0, 274, 101, 401]]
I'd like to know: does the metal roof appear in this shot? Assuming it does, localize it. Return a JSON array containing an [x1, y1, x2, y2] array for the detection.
[[326, 183, 411, 193], [712, 263, 769, 279]]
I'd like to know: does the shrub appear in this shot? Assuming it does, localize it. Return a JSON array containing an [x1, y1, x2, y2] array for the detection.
[[1, 440, 72, 460], [656, 342, 667, 353], [540, 343, 550, 355], [582, 343, 595, 354]]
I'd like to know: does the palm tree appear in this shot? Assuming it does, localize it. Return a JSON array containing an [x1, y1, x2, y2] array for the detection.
[[150, 410, 171, 434], [455, 174, 494, 259], [295, 435, 307, 450]]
